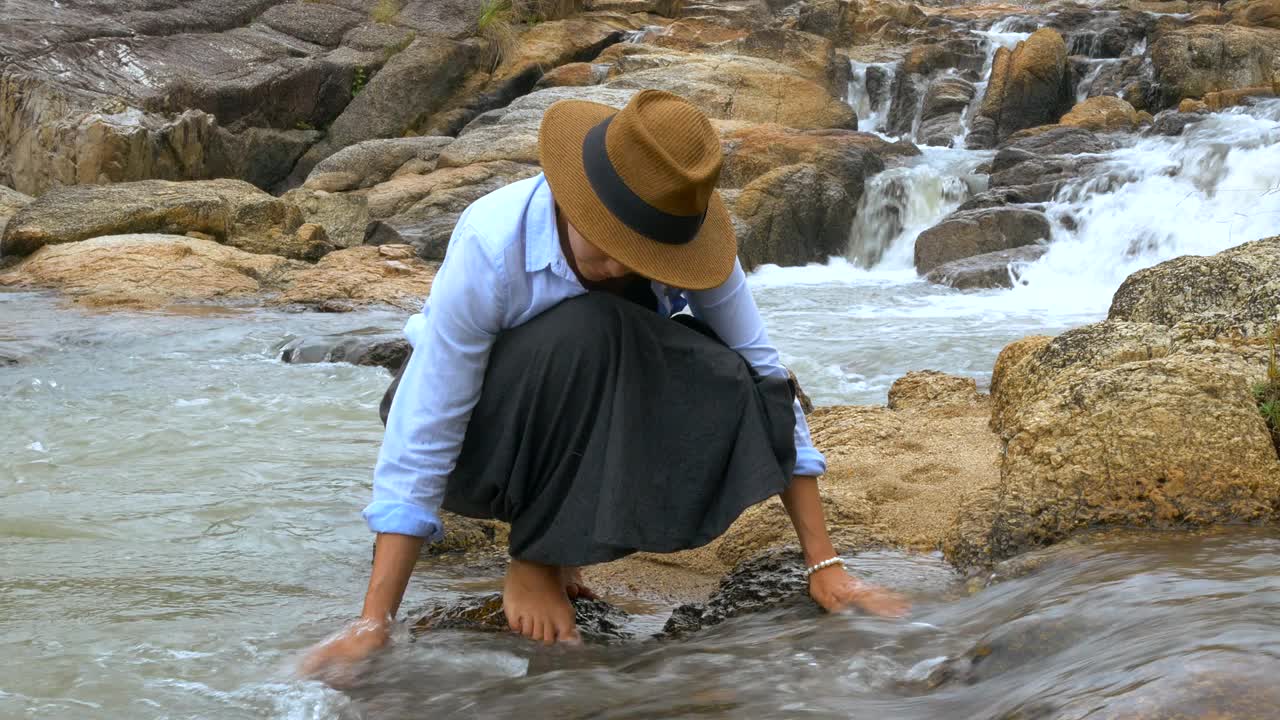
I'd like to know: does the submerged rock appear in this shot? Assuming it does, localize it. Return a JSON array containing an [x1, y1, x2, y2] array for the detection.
[[924, 245, 1048, 289], [279, 331, 410, 371], [661, 547, 811, 638], [413, 593, 635, 643], [913, 208, 1051, 274], [1, 180, 304, 259]]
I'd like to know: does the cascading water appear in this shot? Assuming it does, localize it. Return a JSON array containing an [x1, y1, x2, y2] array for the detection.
[[847, 60, 897, 134], [954, 19, 1031, 146]]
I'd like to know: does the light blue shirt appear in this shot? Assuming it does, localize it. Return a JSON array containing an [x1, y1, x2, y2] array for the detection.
[[364, 174, 826, 541]]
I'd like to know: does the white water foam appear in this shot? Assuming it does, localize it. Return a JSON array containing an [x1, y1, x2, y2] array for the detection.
[[848, 60, 897, 134]]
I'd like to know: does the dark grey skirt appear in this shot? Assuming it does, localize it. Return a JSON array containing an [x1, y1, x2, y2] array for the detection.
[[381, 292, 797, 566]]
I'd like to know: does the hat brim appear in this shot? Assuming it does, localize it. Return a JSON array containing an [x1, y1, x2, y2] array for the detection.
[[539, 99, 737, 291]]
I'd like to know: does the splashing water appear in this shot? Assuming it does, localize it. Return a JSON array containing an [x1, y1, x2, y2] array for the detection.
[[848, 60, 897, 134]]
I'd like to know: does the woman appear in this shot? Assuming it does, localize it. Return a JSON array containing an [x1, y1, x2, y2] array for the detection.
[[303, 90, 907, 680]]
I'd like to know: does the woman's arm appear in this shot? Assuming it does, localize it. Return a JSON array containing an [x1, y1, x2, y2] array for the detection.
[[781, 476, 909, 617]]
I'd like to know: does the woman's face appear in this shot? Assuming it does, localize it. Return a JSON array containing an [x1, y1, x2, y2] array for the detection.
[[564, 218, 632, 283]]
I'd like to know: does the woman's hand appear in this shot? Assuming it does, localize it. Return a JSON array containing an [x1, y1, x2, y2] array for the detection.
[[809, 564, 910, 618], [298, 618, 391, 688]]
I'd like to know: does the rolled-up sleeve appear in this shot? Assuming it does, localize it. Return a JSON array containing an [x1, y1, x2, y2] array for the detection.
[[363, 222, 506, 539], [686, 259, 827, 477]]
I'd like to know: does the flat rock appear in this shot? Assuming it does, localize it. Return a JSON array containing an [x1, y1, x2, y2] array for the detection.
[[0, 234, 303, 307], [1, 179, 304, 258], [303, 136, 456, 193], [274, 244, 437, 311]]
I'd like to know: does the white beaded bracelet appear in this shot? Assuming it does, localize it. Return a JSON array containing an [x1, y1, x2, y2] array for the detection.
[[804, 557, 845, 578]]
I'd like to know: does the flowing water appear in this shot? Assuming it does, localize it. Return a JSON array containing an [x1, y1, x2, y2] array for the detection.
[[6, 21, 1280, 720]]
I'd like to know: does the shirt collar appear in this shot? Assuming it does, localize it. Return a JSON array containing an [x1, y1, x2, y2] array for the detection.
[[524, 173, 579, 284]]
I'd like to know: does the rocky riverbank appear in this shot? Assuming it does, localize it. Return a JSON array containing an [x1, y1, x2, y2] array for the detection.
[[3, 0, 1280, 643]]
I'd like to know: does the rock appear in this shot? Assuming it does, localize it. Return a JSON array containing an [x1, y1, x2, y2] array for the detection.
[[607, 54, 858, 129], [924, 245, 1049, 289], [1203, 85, 1279, 109], [918, 76, 977, 146], [913, 208, 1052, 274], [887, 371, 983, 410], [718, 124, 898, 201], [851, 0, 927, 42], [1108, 235, 1280, 332], [732, 164, 856, 270], [364, 161, 542, 260], [0, 186, 32, 242], [279, 330, 411, 370], [902, 39, 986, 77], [988, 155, 1103, 195], [714, 28, 849, 96], [535, 62, 608, 88], [1060, 96, 1142, 131], [957, 186, 1054, 211], [1149, 25, 1280, 109], [413, 593, 635, 643], [1, 179, 304, 258], [0, 1, 424, 195], [588, 0, 684, 16], [1145, 109, 1207, 136], [661, 547, 811, 638], [948, 347, 1280, 568], [967, 29, 1074, 148], [1234, 0, 1280, 29], [302, 137, 456, 193], [280, 188, 371, 250], [289, 34, 485, 183], [437, 86, 638, 169], [290, 223, 337, 262], [795, 0, 857, 46], [1179, 98, 1212, 113], [999, 125, 1113, 156], [787, 368, 815, 414], [275, 244, 438, 311], [0, 234, 302, 307], [422, 512, 510, 556]]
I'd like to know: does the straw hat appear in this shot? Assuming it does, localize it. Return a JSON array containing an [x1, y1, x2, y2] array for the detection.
[[539, 90, 736, 291]]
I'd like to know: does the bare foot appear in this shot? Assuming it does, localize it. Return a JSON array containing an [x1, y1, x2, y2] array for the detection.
[[561, 566, 597, 600], [504, 558, 581, 646]]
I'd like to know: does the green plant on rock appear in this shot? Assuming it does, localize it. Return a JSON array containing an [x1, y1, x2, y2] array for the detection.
[[476, 0, 577, 70], [371, 0, 402, 24], [1253, 324, 1280, 454], [351, 67, 367, 96]]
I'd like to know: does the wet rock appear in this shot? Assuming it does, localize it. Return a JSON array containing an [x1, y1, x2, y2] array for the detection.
[[280, 188, 371, 251], [275, 244, 437, 311], [288, 34, 485, 182], [660, 547, 810, 638], [1060, 96, 1142, 131], [0, 186, 32, 242], [364, 162, 542, 260], [1085, 660, 1280, 719], [967, 29, 1074, 148], [413, 593, 635, 643], [924, 245, 1049, 289], [535, 62, 608, 88], [732, 164, 856, 270], [1203, 85, 1280, 109], [917, 76, 977, 147], [913, 208, 1052, 274], [1108, 235, 1280, 331], [279, 330, 410, 371], [887, 371, 983, 411], [0, 234, 302, 308], [902, 39, 986, 77], [1144, 109, 1207, 136], [957, 186, 1052, 211], [718, 124, 898, 204], [1, 179, 304, 258], [302, 137, 456, 193], [999, 125, 1113, 157], [1149, 25, 1280, 109]]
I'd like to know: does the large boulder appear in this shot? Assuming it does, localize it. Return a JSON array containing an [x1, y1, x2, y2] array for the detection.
[[713, 28, 849, 96], [967, 29, 1074, 148], [0, 234, 302, 307], [287, 34, 485, 183], [924, 245, 1048, 290], [1149, 25, 1280, 109], [1234, 0, 1280, 29], [731, 164, 855, 270], [887, 370, 983, 411], [1, 179, 306, 258], [918, 76, 978, 147], [1059, 96, 1142, 131], [719, 124, 901, 203], [947, 237, 1280, 568], [280, 188, 371, 251], [302, 136, 456, 193], [0, 1, 429, 195], [274, 245, 438, 311], [606, 54, 858, 129], [913, 208, 1052, 274]]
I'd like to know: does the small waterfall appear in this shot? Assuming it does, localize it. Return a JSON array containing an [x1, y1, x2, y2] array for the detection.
[[1075, 59, 1122, 103], [848, 60, 897, 134], [847, 148, 989, 269], [624, 26, 664, 43], [1011, 100, 1280, 309]]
